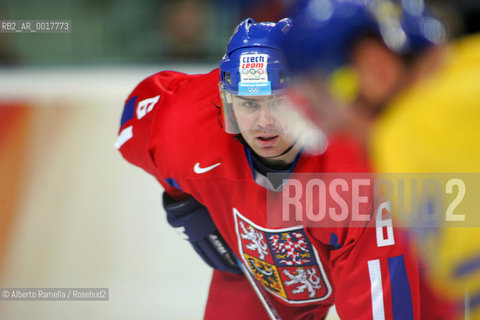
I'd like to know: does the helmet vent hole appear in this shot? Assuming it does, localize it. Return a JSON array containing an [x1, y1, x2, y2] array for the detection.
[[280, 71, 285, 84], [245, 18, 254, 30]]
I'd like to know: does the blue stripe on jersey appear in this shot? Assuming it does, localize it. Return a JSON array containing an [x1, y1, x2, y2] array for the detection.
[[388, 255, 414, 320], [329, 232, 342, 250], [164, 177, 182, 190], [120, 96, 137, 127], [454, 254, 480, 278]]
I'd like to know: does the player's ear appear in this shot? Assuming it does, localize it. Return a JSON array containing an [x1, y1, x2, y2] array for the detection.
[[351, 38, 405, 107]]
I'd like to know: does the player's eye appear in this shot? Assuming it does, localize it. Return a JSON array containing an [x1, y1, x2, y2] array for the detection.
[[242, 101, 260, 109]]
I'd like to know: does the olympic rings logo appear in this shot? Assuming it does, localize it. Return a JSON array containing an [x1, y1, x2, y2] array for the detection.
[[247, 87, 261, 94], [241, 68, 265, 77]]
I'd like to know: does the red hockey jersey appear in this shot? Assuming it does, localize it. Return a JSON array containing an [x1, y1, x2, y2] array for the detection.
[[117, 69, 420, 319]]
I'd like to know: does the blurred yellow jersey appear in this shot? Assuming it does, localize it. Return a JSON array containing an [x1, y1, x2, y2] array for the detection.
[[371, 34, 480, 317]]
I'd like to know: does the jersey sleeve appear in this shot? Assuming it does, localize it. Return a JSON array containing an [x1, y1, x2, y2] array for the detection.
[[309, 134, 420, 319], [115, 70, 194, 200], [326, 225, 419, 319]]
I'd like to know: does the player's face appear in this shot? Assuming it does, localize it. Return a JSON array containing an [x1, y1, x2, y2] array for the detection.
[[232, 95, 297, 162]]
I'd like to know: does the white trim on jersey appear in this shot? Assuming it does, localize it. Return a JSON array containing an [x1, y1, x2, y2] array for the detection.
[[368, 259, 386, 320], [114, 125, 133, 149]]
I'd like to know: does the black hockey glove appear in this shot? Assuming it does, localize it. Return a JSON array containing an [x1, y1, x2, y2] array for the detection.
[[163, 192, 241, 274]]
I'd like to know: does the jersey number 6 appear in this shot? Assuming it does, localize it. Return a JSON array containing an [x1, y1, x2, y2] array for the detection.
[[376, 201, 395, 247]]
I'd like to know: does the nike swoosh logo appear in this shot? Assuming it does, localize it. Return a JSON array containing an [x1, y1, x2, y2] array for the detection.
[[194, 162, 221, 174]]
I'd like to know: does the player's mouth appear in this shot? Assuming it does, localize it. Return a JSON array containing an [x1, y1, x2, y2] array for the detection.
[[255, 135, 279, 147]]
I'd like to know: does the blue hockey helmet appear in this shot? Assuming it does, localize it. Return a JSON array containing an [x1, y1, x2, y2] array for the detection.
[[220, 18, 292, 95], [219, 18, 293, 134], [284, 0, 446, 74]]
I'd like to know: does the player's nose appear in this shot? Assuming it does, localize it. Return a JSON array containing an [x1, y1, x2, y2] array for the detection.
[[255, 105, 276, 128]]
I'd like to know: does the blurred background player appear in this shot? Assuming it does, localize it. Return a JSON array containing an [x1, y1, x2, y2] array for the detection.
[[283, 0, 480, 318], [117, 17, 424, 319]]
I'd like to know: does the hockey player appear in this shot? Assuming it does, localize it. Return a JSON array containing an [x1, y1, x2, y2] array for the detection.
[[116, 18, 422, 319], [283, 0, 480, 318]]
